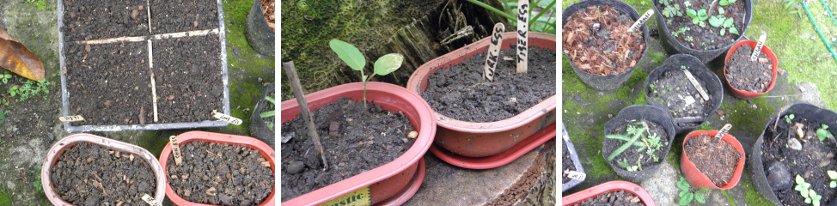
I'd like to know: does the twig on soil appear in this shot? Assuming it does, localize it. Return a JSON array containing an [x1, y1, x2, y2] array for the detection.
[[707, 0, 720, 17], [148, 40, 158, 122], [283, 61, 329, 171]]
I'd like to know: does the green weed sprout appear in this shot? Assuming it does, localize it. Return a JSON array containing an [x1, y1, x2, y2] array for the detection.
[[795, 175, 822, 206], [719, 0, 736, 6], [605, 121, 664, 171], [817, 124, 833, 142], [329, 39, 404, 109], [785, 114, 795, 124], [708, 8, 738, 35], [260, 96, 276, 130], [677, 176, 710, 205], [0, 73, 11, 84], [687, 8, 708, 28], [828, 170, 837, 188]]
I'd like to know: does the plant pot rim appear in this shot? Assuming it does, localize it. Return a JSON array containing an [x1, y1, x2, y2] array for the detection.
[[41, 133, 166, 205], [280, 82, 436, 205], [681, 130, 747, 189], [561, 180, 656, 206], [562, 122, 586, 192], [406, 32, 556, 133], [650, 0, 753, 53], [429, 123, 556, 169], [723, 40, 779, 99], [645, 54, 724, 132]]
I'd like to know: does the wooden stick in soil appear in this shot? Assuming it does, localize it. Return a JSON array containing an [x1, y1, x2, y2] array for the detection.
[[750, 32, 767, 62], [484, 23, 505, 81], [283, 61, 328, 171], [515, 0, 529, 73], [714, 123, 732, 142], [680, 66, 710, 101], [628, 9, 654, 33]]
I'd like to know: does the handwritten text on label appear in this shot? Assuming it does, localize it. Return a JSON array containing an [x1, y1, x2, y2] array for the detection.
[[169, 135, 183, 166], [516, 0, 529, 73], [320, 187, 371, 206], [484, 23, 505, 81], [59, 115, 85, 123], [751, 33, 767, 61], [628, 9, 654, 33], [142, 194, 162, 206], [212, 110, 242, 125]]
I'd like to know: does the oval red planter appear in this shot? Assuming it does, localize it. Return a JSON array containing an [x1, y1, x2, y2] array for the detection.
[[681, 130, 746, 190], [41, 133, 166, 205], [561, 180, 656, 206], [723, 40, 779, 99], [159, 131, 276, 206], [406, 32, 556, 161], [280, 82, 436, 205]]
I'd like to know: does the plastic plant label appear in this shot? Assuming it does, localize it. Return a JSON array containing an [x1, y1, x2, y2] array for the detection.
[[142, 194, 162, 206], [516, 0, 529, 73], [58, 115, 85, 123], [169, 135, 183, 166], [681, 67, 709, 101], [750, 33, 767, 61], [212, 110, 242, 125], [565, 169, 586, 181], [628, 9, 654, 33], [319, 187, 371, 206], [483, 23, 505, 81], [715, 124, 732, 141]]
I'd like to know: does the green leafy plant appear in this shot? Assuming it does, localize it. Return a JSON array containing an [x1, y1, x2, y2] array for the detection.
[[687, 8, 708, 27], [0, 73, 11, 84], [605, 121, 665, 171], [828, 170, 837, 188], [618, 156, 642, 172], [786, 114, 796, 124], [8, 80, 50, 102], [260, 96, 276, 130], [795, 175, 822, 206], [660, 0, 683, 18], [784, 0, 804, 17], [329, 39, 404, 109], [719, 0, 736, 6], [707, 8, 738, 35], [465, 0, 556, 34], [672, 27, 691, 37], [677, 176, 711, 205], [0, 109, 7, 126], [24, 0, 47, 11], [817, 124, 834, 142]]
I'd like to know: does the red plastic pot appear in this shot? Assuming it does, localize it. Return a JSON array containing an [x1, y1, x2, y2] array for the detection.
[[280, 82, 436, 206], [561, 180, 656, 206], [681, 130, 746, 190], [723, 40, 779, 99], [406, 32, 556, 162], [159, 131, 275, 206], [41, 133, 166, 205]]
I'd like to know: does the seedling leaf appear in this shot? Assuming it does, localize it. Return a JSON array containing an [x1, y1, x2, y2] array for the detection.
[[329, 39, 366, 71], [373, 53, 404, 76], [695, 192, 706, 204]]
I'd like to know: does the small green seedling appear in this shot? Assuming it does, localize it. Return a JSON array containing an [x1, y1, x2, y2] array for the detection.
[[795, 175, 822, 206], [828, 170, 837, 188], [687, 8, 708, 28], [707, 8, 738, 35], [817, 124, 833, 142], [0, 73, 11, 84], [260, 96, 276, 130], [785, 114, 796, 124], [660, 0, 683, 18], [672, 27, 691, 37], [606, 121, 664, 171], [719, 0, 737, 6], [677, 176, 711, 205], [329, 39, 404, 109]]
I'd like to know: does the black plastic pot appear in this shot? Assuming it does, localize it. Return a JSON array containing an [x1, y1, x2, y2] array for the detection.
[[562, 0, 649, 91], [602, 105, 676, 183], [751, 103, 837, 206], [645, 54, 724, 134], [651, 0, 753, 63], [246, 0, 275, 56], [562, 123, 585, 192], [249, 83, 275, 147]]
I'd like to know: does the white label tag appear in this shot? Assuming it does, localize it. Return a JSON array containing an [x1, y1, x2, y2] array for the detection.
[[484, 23, 505, 81], [715, 124, 733, 140], [681, 68, 710, 101], [142, 194, 162, 206], [58, 115, 85, 123], [212, 110, 242, 125], [750, 33, 767, 61], [565, 170, 586, 181], [516, 0, 529, 73], [169, 136, 183, 166], [629, 9, 654, 33]]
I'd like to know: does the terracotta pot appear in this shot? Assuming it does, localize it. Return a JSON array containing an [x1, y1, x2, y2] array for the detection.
[[406, 32, 556, 163], [41, 134, 166, 205], [681, 130, 746, 190], [159, 131, 275, 206], [561, 180, 656, 206], [723, 40, 779, 99], [429, 123, 556, 169], [280, 82, 435, 205]]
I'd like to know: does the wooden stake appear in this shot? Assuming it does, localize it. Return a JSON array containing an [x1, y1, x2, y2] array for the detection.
[[750, 32, 767, 62], [714, 124, 732, 142], [681, 67, 710, 101], [629, 9, 654, 33], [484, 23, 505, 81], [516, 0, 529, 73], [148, 40, 158, 122], [283, 61, 328, 171]]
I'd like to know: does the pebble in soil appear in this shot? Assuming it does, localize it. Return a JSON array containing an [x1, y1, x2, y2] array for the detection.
[[50, 143, 156, 206], [166, 142, 274, 206], [648, 67, 710, 118], [684, 134, 741, 186], [422, 47, 556, 122], [280, 98, 415, 201], [562, 5, 645, 76], [725, 44, 773, 93], [573, 191, 644, 206]]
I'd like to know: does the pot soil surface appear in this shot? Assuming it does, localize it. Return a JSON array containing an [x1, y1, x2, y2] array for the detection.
[[656, 0, 746, 50], [725, 44, 772, 92], [261, 0, 275, 31], [61, 0, 150, 41], [166, 142, 274, 206], [422, 47, 556, 122], [648, 67, 712, 119], [152, 35, 224, 123], [562, 5, 644, 76], [280, 98, 415, 201], [573, 191, 644, 206], [50, 143, 156, 205], [762, 116, 837, 205], [149, 0, 219, 33], [684, 134, 740, 186], [603, 120, 669, 172], [562, 143, 575, 184]]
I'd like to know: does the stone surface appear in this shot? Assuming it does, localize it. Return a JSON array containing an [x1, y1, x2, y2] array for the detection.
[[640, 162, 677, 206]]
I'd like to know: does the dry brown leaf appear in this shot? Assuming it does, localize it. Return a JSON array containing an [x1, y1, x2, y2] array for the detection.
[[0, 27, 45, 81]]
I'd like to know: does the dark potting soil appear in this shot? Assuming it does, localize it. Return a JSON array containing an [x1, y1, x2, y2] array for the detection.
[[573, 191, 644, 206], [280, 98, 415, 201], [422, 47, 556, 122], [50, 143, 156, 206], [65, 42, 154, 126], [166, 142, 274, 206], [685, 134, 741, 186], [603, 120, 669, 171], [562, 143, 575, 184], [150, 0, 220, 34], [656, 0, 747, 50], [62, 0, 150, 41], [562, 5, 644, 76], [725, 44, 772, 92], [648, 67, 711, 119], [153, 35, 224, 123], [762, 116, 837, 205]]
